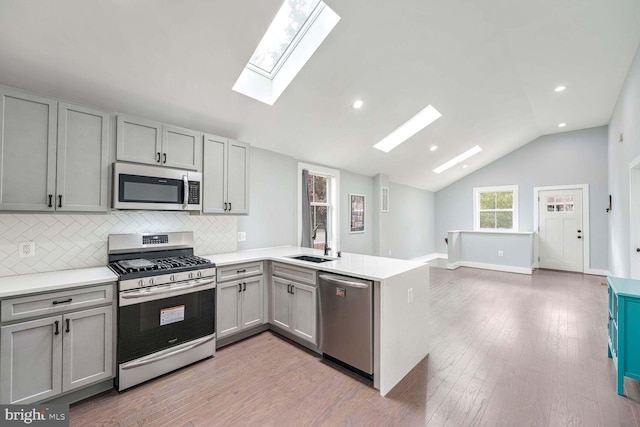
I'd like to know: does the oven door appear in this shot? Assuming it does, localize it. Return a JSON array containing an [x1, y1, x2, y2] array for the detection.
[[118, 281, 215, 364]]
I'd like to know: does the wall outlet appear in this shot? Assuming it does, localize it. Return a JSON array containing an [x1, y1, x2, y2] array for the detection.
[[408, 288, 413, 303], [237, 232, 246, 242], [18, 242, 35, 258], [498, 251, 503, 257]]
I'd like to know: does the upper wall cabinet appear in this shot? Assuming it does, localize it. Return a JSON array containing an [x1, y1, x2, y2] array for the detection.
[[203, 134, 250, 214], [0, 88, 109, 212], [116, 115, 201, 171]]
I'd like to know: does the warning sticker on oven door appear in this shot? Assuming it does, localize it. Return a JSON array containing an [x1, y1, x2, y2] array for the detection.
[[160, 305, 185, 326]]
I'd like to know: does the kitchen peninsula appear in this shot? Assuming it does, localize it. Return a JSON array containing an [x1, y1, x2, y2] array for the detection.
[[205, 246, 430, 396]]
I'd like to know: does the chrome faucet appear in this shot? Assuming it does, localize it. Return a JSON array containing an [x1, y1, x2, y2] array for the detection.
[[312, 223, 330, 256]]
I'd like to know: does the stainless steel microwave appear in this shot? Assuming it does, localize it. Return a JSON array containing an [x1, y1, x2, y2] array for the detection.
[[112, 162, 202, 211]]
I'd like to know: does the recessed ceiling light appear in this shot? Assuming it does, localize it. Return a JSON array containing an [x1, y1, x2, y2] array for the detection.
[[462, 164, 468, 169], [433, 145, 482, 174], [352, 99, 364, 109], [555, 85, 567, 92], [430, 145, 438, 152], [558, 122, 567, 128], [373, 105, 442, 153]]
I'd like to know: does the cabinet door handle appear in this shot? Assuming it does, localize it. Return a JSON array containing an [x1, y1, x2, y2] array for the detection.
[[52, 298, 72, 305], [65, 318, 70, 333], [229, 202, 232, 211], [48, 194, 53, 208], [636, 248, 640, 252], [163, 153, 167, 164], [243, 282, 246, 292], [238, 283, 242, 293], [287, 284, 291, 294], [54, 321, 60, 335], [58, 195, 62, 208], [237, 269, 246, 274], [157, 152, 161, 163], [577, 236, 582, 239], [224, 202, 228, 211], [290, 284, 294, 295]]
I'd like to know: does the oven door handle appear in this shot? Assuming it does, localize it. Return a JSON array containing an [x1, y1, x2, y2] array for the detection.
[[120, 335, 215, 370], [121, 278, 216, 299]]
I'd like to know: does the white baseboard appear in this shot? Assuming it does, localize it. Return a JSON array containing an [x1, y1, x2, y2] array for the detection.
[[411, 253, 447, 263], [447, 260, 532, 275], [584, 268, 610, 277]]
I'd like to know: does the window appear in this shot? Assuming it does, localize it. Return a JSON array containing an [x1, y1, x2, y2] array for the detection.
[[232, 1, 340, 105], [473, 185, 518, 231], [308, 172, 330, 249], [248, 0, 323, 77], [298, 163, 340, 251]]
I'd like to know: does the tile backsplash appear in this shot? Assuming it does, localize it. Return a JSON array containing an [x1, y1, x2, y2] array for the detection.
[[0, 211, 237, 277]]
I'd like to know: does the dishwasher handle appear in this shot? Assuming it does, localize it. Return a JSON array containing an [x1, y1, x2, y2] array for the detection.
[[319, 274, 370, 289]]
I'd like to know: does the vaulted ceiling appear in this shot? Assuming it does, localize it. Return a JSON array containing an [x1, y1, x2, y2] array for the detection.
[[1, 0, 638, 191]]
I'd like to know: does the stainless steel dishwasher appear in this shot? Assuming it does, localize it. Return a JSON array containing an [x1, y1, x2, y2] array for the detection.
[[318, 272, 373, 379]]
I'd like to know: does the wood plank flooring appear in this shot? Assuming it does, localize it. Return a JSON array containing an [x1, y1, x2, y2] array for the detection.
[[69, 267, 640, 426]]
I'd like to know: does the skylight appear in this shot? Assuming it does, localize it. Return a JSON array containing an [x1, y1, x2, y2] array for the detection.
[[233, 0, 340, 105], [433, 145, 482, 174], [248, 0, 321, 76], [373, 105, 442, 153]]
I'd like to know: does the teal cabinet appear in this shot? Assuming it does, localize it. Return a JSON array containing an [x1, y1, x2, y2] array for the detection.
[[608, 276, 640, 395]]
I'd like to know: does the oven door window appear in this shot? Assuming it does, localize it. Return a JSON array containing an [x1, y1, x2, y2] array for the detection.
[[119, 174, 184, 204], [118, 289, 215, 363]]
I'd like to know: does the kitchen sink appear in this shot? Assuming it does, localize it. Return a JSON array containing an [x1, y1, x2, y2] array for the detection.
[[288, 255, 335, 263]]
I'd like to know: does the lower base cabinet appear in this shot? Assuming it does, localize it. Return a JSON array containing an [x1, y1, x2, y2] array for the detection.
[[271, 276, 317, 344], [0, 306, 112, 404], [217, 275, 264, 339]]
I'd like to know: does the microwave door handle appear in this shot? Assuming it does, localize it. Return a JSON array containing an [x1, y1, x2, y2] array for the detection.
[[183, 175, 189, 209]]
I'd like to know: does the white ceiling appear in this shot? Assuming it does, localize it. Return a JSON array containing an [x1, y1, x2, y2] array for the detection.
[[1, 0, 639, 191]]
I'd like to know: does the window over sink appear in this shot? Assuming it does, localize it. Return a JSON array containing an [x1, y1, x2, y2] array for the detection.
[[298, 163, 340, 252]]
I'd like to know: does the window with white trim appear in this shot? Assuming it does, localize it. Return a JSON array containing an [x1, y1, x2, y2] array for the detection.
[[298, 163, 340, 252], [473, 185, 518, 231]]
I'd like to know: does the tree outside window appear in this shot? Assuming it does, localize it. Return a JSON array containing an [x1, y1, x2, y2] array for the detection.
[[308, 173, 330, 250], [474, 186, 518, 231]]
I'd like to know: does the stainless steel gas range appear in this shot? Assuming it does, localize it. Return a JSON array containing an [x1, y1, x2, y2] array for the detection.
[[108, 231, 216, 391]]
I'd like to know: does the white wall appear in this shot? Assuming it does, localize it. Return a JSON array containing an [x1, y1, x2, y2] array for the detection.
[[608, 45, 640, 278], [340, 170, 375, 255], [387, 182, 436, 260], [435, 126, 609, 271], [237, 147, 297, 250]]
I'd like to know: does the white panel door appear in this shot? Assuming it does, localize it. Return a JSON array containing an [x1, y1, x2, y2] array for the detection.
[[227, 140, 250, 214], [291, 282, 317, 344], [271, 277, 292, 330], [216, 281, 242, 338], [202, 134, 228, 214], [241, 275, 264, 329], [162, 125, 200, 171], [538, 189, 583, 272]]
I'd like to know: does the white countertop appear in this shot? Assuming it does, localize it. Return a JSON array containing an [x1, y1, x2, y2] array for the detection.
[[203, 246, 426, 281], [0, 267, 118, 299]]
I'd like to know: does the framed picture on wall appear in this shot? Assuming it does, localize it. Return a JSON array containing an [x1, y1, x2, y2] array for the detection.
[[350, 194, 365, 233], [381, 186, 389, 212]]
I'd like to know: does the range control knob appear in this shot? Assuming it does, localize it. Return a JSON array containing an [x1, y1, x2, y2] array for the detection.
[[170, 275, 175, 282], [148, 278, 154, 285], [189, 272, 194, 279], [197, 271, 202, 278], [138, 280, 143, 287]]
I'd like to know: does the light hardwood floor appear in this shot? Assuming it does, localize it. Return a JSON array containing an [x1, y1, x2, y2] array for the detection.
[[70, 267, 640, 426]]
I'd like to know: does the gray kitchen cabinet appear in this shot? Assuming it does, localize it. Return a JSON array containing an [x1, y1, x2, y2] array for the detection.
[[0, 283, 115, 404], [56, 103, 110, 212], [117, 115, 201, 171], [271, 263, 317, 345], [203, 134, 250, 214], [0, 87, 109, 212], [216, 262, 264, 339]]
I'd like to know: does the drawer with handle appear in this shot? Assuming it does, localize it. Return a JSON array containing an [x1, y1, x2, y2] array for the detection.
[[216, 261, 263, 283], [272, 262, 317, 286], [1, 283, 114, 322]]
